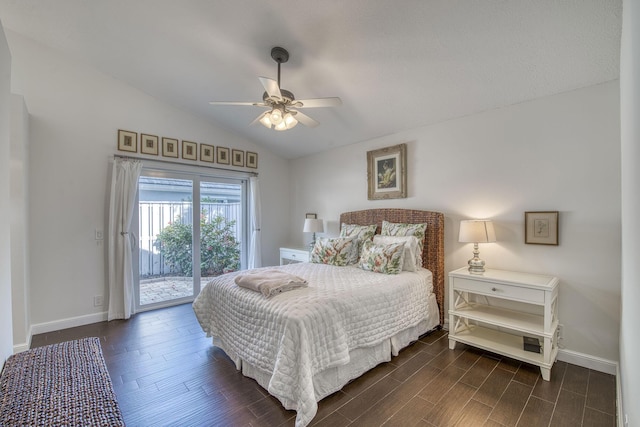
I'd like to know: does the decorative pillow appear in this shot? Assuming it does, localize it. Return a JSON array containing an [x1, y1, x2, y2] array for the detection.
[[381, 220, 427, 267], [358, 240, 406, 274], [373, 235, 420, 272], [310, 237, 357, 266], [340, 223, 377, 263]]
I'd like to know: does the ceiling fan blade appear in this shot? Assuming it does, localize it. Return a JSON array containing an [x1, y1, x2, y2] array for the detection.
[[258, 77, 282, 100], [293, 110, 319, 128], [292, 97, 342, 108], [209, 101, 267, 107]]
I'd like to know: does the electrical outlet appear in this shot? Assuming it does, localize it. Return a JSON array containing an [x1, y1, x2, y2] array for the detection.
[[557, 324, 564, 342], [93, 295, 104, 307], [95, 229, 104, 240]]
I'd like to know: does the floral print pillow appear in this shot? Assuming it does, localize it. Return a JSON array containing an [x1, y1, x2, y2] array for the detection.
[[310, 237, 357, 266], [373, 235, 420, 272], [358, 240, 406, 274], [340, 223, 377, 263], [381, 220, 427, 267]]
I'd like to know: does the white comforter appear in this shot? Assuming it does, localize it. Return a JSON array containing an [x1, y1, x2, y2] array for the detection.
[[192, 262, 434, 427]]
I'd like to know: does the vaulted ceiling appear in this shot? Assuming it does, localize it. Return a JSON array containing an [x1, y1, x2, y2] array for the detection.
[[0, 0, 622, 159]]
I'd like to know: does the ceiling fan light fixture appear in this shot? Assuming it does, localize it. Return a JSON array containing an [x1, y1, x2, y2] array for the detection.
[[270, 107, 283, 125], [259, 113, 272, 128], [284, 112, 298, 129], [274, 121, 288, 131]]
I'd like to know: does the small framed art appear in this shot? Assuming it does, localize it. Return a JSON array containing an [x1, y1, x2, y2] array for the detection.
[[367, 143, 407, 200], [246, 151, 258, 169], [118, 130, 137, 153], [217, 147, 230, 165], [305, 213, 317, 219], [162, 137, 179, 158], [182, 140, 197, 160], [140, 133, 159, 155], [200, 144, 215, 163], [232, 149, 244, 167], [525, 211, 559, 245]]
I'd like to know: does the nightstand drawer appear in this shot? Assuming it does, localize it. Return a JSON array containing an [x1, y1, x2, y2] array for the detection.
[[453, 277, 544, 304], [281, 249, 306, 261], [279, 247, 310, 265]]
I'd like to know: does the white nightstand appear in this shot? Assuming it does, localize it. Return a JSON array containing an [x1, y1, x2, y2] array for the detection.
[[279, 247, 310, 265], [448, 267, 559, 381]]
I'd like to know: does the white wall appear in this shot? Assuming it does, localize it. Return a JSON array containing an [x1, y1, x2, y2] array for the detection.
[[0, 20, 14, 367], [619, 0, 639, 424], [291, 82, 621, 366], [10, 93, 30, 351], [6, 31, 290, 331]]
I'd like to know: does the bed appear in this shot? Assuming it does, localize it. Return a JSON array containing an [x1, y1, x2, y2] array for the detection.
[[193, 208, 444, 426]]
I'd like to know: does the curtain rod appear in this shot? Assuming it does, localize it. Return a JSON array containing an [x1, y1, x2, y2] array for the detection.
[[113, 154, 258, 177]]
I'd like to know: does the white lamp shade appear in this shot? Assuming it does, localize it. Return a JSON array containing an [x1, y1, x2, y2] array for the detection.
[[284, 112, 298, 129], [259, 114, 272, 128], [458, 220, 496, 243], [303, 218, 324, 233]]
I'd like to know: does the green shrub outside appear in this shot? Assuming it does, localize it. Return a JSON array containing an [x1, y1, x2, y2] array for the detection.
[[155, 212, 240, 276]]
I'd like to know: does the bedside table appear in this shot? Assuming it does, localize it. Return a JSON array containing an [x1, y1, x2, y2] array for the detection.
[[279, 247, 310, 265], [448, 267, 559, 381]]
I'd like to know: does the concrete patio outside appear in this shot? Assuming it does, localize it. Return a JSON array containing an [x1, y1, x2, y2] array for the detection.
[[139, 276, 214, 306]]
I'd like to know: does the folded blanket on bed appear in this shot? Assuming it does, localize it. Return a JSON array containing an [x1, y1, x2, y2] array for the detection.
[[234, 269, 308, 298]]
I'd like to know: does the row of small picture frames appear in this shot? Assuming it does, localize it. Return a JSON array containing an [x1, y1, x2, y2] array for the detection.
[[117, 129, 258, 169]]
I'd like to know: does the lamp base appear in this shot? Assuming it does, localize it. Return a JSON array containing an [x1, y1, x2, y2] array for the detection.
[[308, 232, 317, 253], [467, 243, 486, 274], [467, 257, 486, 274]]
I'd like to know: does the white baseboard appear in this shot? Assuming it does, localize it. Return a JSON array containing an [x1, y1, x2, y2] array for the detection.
[[616, 363, 625, 427], [30, 311, 108, 336], [557, 348, 618, 375], [12, 326, 32, 354]]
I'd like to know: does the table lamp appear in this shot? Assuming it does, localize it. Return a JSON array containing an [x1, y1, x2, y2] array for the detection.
[[458, 219, 496, 274], [303, 218, 324, 251]]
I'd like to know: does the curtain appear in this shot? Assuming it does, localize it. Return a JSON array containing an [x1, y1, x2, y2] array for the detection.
[[107, 158, 142, 320], [248, 176, 262, 269]]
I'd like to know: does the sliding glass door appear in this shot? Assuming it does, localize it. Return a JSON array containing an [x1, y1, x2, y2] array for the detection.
[[133, 169, 246, 311]]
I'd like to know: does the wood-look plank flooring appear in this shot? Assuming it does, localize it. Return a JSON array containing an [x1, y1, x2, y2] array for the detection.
[[31, 303, 616, 426]]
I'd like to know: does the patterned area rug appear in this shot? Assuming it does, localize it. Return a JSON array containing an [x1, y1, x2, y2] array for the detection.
[[0, 337, 125, 426]]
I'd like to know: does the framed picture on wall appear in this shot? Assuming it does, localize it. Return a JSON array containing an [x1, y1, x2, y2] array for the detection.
[[525, 211, 559, 245], [182, 140, 197, 160], [367, 143, 407, 200], [200, 144, 215, 163], [140, 133, 159, 155], [162, 137, 179, 158], [118, 129, 137, 153], [246, 151, 258, 169], [217, 146, 230, 165], [232, 149, 244, 167]]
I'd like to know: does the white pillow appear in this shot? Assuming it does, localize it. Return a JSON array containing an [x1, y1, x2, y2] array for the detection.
[[373, 235, 420, 272]]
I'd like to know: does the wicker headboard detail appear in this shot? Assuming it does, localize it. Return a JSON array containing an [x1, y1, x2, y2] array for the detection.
[[339, 208, 445, 326]]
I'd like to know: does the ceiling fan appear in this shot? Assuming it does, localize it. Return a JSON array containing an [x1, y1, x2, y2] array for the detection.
[[209, 47, 342, 131]]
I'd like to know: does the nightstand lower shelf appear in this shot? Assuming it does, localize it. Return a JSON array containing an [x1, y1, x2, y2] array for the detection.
[[449, 325, 558, 381]]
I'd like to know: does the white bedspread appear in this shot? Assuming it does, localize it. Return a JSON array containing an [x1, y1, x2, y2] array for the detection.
[[192, 262, 434, 427]]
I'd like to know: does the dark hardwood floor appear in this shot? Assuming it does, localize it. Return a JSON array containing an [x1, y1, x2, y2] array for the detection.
[[31, 303, 616, 426]]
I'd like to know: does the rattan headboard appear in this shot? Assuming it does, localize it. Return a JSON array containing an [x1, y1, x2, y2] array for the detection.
[[339, 208, 445, 326]]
